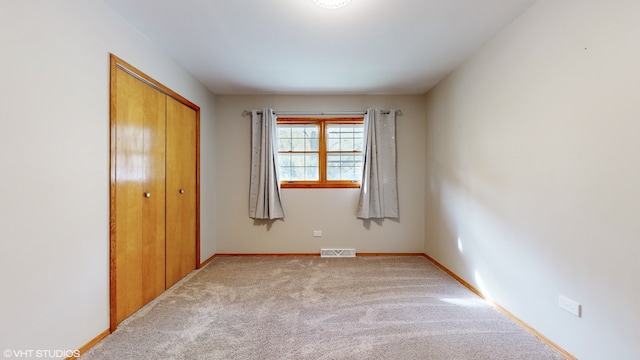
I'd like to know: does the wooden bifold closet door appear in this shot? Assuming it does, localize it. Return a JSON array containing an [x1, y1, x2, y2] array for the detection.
[[113, 66, 167, 324], [110, 55, 200, 330], [165, 97, 197, 289]]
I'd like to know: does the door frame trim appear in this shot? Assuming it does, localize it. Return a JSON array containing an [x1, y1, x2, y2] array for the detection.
[[109, 54, 201, 332]]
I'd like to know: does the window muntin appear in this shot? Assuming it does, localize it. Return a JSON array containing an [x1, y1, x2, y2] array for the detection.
[[277, 118, 364, 188]]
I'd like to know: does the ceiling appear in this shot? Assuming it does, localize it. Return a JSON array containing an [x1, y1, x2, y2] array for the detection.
[[104, 0, 536, 95]]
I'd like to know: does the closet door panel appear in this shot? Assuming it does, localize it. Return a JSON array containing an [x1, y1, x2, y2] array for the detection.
[[114, 68, 166, 323], [165, 96, 197, 288], [114, 68, 144, 323], [141, 90, 166, 304]]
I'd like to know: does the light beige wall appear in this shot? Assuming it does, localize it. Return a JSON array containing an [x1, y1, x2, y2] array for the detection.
[[424, 0, 640, 358], [215, 95, 425, 254], [0, 0, 216, 353]]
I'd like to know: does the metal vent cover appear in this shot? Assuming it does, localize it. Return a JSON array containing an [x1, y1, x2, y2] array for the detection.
[[320, 248, 356, 257]]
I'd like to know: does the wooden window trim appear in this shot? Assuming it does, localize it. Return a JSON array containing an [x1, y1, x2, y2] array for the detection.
[[277, 117, 364, 189]]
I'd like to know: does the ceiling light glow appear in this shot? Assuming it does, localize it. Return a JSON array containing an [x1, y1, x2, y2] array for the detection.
[[312, 0, 352, 9]]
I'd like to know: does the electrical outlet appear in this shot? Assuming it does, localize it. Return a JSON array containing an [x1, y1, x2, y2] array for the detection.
[[313, 230, 322, 237], [558, 295, 582, 317]]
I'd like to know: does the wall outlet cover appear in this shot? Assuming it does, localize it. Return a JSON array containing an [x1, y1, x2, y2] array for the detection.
[[559, 295, 582, 317]]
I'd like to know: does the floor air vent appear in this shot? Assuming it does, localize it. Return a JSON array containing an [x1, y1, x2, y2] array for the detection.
[[320, 248, 356, 258]]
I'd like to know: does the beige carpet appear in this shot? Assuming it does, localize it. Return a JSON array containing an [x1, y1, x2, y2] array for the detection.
[[82, 256, 565, 359]]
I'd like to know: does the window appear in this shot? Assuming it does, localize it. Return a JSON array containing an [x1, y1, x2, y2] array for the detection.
[[277, 117, 364, 188]]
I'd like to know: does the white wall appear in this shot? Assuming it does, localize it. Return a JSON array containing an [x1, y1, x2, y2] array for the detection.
[[0, 0, 216, 354], [215, 95, 425, 254], [424, 0, 640, 358]]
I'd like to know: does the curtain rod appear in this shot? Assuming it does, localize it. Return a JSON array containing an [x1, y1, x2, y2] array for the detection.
[[241, 110, 402, 117]]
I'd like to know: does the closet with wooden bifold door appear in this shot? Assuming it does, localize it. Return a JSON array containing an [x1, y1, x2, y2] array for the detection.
[[109, 54, 200, 331]]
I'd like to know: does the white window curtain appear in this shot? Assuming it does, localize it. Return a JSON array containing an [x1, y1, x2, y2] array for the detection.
[[357, 108, 399, 219], [249, 109, 285, 220]]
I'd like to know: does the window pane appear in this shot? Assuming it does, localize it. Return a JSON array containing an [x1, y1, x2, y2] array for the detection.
[[327, 153, 363, 181], [291, 138, 305, 152], [278, 153, 291, 167], [277, 126, 295, 152], [305, 166, 318, 180], [278, 126, 291, 139], [287, 125, 318, 152], [278, 153, 319, 181], [279, 125, 320, 151], [278, 138, 292, 152], [278, 154, 291, 179], [305, 154, 319, 167], [327, 124, 363, 152]]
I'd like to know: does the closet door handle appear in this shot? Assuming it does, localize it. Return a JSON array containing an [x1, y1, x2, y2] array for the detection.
[[179, 189, 185, 194], [144, 192, 151, 198]]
